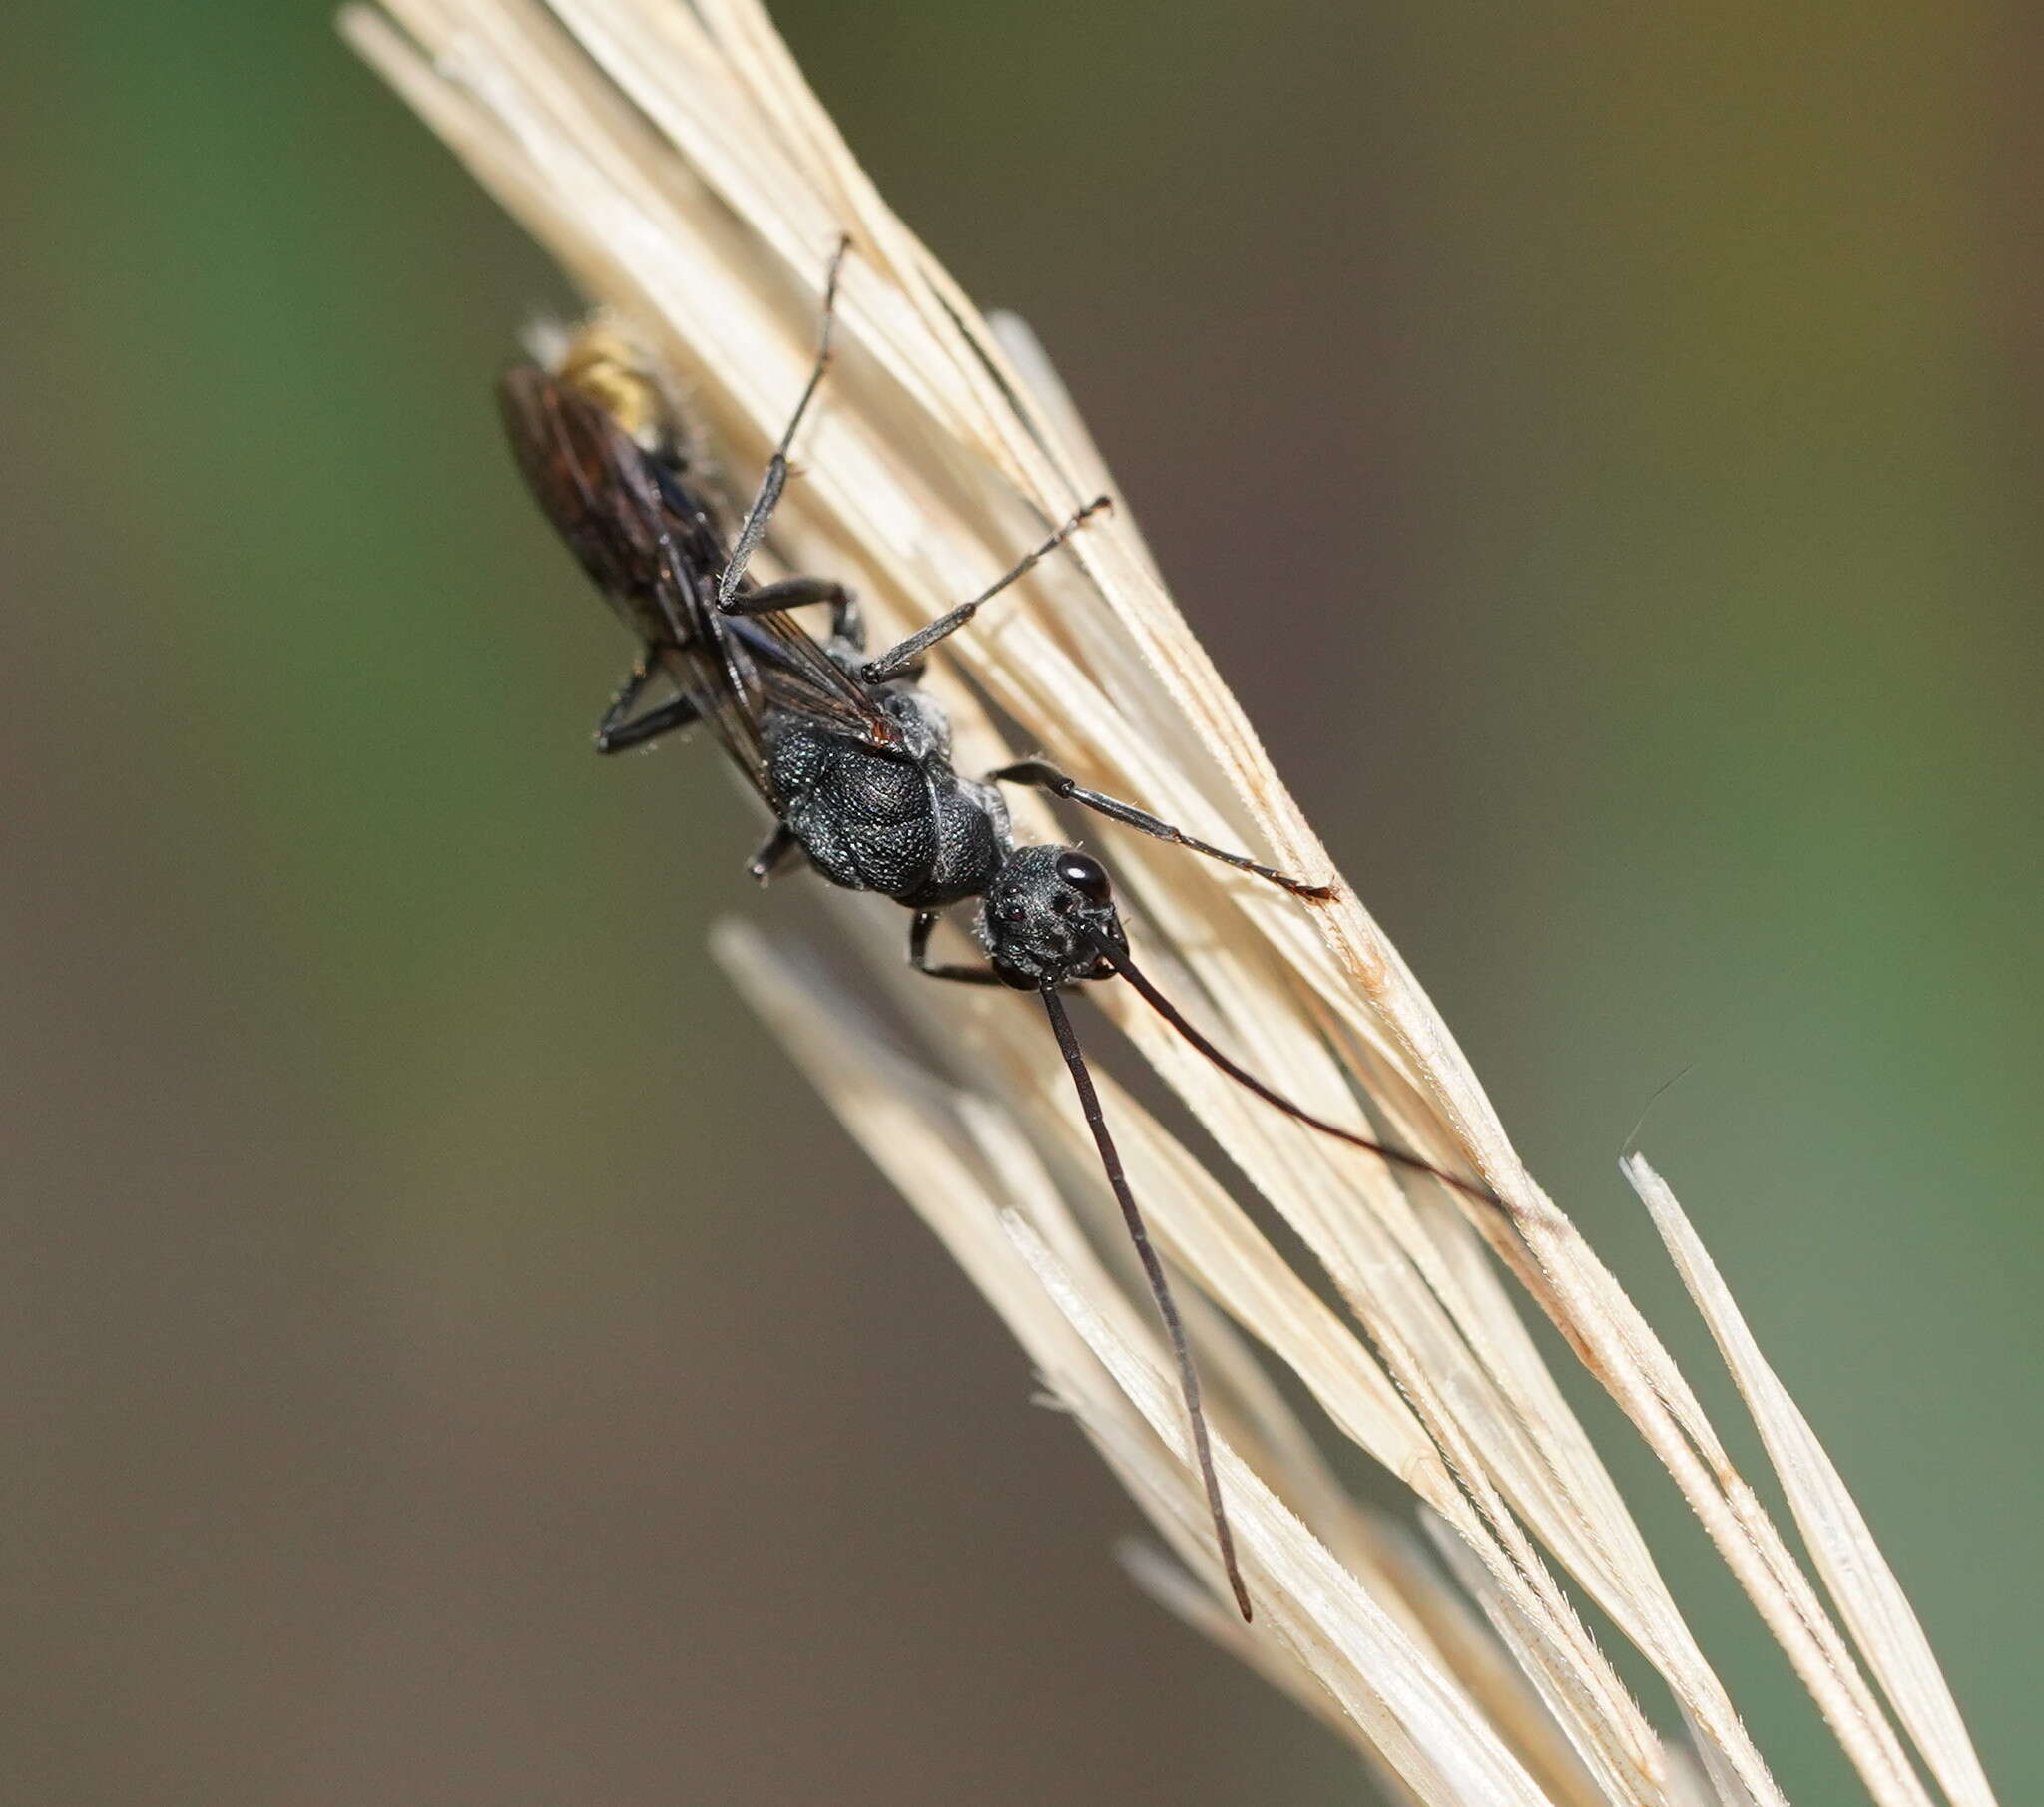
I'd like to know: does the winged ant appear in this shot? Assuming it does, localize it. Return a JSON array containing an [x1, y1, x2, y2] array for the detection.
[[497, 242, 1498, 1621]]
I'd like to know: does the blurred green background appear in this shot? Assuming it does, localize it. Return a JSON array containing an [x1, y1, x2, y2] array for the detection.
[[5, 1, 2038, 1802]]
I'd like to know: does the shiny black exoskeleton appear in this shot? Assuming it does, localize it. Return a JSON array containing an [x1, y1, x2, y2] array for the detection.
[[746, 613, 1181, 993], [762, 663, 1011, 909], [496, 244, 1501, 1627], [976, 845, 1129, 988], [495, 279, 1322, 1003]]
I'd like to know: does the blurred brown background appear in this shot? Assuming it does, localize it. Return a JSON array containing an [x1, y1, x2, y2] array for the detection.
[[4, 2, 2040, 1802]]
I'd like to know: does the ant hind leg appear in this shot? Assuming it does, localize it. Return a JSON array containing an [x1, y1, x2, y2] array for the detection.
[[594, 649, 700, 754], [719, 576, 865, 651], [715, 237, 852, 614], [857, 495, 1111, 683]]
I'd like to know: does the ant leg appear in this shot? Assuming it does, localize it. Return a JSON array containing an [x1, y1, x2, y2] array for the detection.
[[717, 237, 851, 613], [858, 495, 1112, 683], [720, 577, 865, 649], [596, 694, 698, 754], [749, 824, 805, 885], [989, 759, 1335, 898], [594, 650, 700, 754], [831, 589, 865, 649], [908, 909, 1007, 986]]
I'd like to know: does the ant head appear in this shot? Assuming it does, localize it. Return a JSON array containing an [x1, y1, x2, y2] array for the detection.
[[978, 846, 1127, 989]]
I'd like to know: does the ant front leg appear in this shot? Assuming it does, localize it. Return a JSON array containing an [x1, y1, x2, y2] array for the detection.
[[907, 909, 1008, 986], [988, 759, 1335, 898], [594, 648, 700, 754]]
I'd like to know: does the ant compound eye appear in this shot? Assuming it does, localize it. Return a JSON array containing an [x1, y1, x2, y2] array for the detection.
[[1055, 852, 1112, 905]]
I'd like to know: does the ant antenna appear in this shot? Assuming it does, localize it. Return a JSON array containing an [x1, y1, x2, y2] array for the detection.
[[1038, 986, 1253, 1622], [1094, 939, 1503, 1217]]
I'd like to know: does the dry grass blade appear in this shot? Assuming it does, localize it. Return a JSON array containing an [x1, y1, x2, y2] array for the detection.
[[341, 2, 2001, 1802], [1625, 1157, 1997, 1807]]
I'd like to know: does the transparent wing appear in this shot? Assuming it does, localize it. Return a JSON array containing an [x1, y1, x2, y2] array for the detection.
[[499, 364, 898, 804]]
